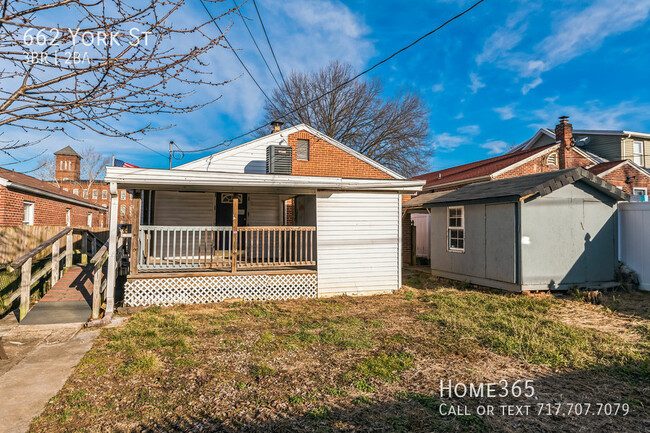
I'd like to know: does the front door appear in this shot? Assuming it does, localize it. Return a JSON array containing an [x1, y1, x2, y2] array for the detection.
[[216, 193, 247, 249]]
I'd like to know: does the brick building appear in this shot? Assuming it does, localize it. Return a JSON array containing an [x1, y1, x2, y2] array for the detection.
[[0, 167, 106, 227], [51, 146, 133, 225], [403, 116, 650, 263]]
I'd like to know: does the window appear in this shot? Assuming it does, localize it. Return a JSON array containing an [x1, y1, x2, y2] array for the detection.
[[102, 190, 108, 199], [447, 206, 465, 252], [63, 188, 68, 192], [73, 188, 79, 196], [633, 187, 648, 196], [120, 204, 126, 216], [546, 152, 558, 166], [92, 190, 98, 199], [120, 190, 126, 200], [633, 141, 644, 165], [297, 138, 309, 161], [23, 202, 34, 225], [87, 213, 92, 227], [60, 160, 63, 170], [83, 190, 88, 198], [66, 209, 71, 227]]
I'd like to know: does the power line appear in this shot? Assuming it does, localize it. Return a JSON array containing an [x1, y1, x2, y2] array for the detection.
[[251, 0, 288, 89], [232, 0, 281, 90], [198, 0, 279, 111], [184, 0, 485, 154]]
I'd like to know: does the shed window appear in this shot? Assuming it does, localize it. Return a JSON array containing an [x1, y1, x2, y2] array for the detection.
[[297, 139, 309, 161], [23, 202, 34, 225], [447, 206, 464, 252], [633, 141, 644, 165]]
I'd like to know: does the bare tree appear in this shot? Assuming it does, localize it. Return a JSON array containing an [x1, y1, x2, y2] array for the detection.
[[263, 61, 431, 176], [0, 0, 237, 155]]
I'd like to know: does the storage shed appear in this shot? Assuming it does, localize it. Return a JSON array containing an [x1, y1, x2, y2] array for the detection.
[[424, 168, 628, 292]]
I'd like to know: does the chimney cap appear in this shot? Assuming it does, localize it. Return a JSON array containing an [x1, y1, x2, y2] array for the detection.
[[270, 120, 284, 127], [558, 115, 570, 123]]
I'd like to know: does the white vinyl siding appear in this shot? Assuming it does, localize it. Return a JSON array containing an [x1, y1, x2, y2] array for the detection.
[[154, 191, 215, 226], [178, 139, 282, 174], [316, 192, 400, 296], [247, 194, 282, 226]]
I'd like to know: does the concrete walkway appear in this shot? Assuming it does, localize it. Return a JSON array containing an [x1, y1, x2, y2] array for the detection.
[[0, 318, 99, 433]]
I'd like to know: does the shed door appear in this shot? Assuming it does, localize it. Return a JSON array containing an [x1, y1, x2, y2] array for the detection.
[[485, 203, 516, 283]]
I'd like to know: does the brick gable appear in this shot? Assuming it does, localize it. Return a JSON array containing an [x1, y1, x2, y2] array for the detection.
[[287, 131, 393, 179], [493, 148, 592, 180], [592, 163, 650, 195]]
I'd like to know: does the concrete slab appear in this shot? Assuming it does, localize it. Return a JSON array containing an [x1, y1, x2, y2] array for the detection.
[[19, 301, 90, 326], [0, 328, 99, 433]]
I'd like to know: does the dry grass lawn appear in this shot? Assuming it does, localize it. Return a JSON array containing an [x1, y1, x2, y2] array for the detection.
[[30, 270, 650, 432]]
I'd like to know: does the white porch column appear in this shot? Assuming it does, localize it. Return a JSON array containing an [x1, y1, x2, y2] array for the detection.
[[105, 182, 119, 313]]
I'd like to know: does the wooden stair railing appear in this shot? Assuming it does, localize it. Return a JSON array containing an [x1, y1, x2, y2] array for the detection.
[[7, 228, 108, 321], [89, 226, 127, 319]]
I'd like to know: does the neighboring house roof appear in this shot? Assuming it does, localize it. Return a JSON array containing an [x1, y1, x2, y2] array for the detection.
[[0, 168, 105, 211], [413, 144, 559, 190], [105, 167, 424, 193], [588, 159, 650, 178], [175, 124, 404, 180], [53, 145, 81, 157], [424, 167, 628, 207], [403, 190, 453, 209], [510, 128, 650, 153]]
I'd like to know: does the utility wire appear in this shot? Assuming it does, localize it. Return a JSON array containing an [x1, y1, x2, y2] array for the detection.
[[184, 0, 485, 154], [232, 0, 281, 90], [251, 0, 288, 89], [198, 0, 280, 111]]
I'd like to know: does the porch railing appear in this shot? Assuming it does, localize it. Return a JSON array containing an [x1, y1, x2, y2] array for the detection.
[[137, 225, 315, 271], [138, 225, 233, 270], [238, 226, 315, 268]]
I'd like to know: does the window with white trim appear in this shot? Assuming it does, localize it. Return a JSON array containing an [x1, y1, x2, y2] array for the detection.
[[66, 209, 71, 227], [633, 187, 647, 196], [120, 204, 126, 216], [87, 212, 92, 227], [102, 190, 108, 199], [297, 139, 309, 161], [23, 201, 34, 225], [120, 190, 126, 200], [633, 141, 644, 165], [83, 189, 88, 198], [92, 189, 98, 199], [447, 206, 465, 252], [73, 188, 79, 196]]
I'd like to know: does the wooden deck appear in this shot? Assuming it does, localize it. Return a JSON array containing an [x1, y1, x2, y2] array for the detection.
[[127, 266, 317, 280]]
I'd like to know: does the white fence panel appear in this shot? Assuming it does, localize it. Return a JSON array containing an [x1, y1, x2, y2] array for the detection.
[[411, 213, 431, 259], [619, 202, 650, 291]]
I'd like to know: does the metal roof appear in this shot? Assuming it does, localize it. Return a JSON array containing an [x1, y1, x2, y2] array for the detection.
[[424, 167, 628, 207]]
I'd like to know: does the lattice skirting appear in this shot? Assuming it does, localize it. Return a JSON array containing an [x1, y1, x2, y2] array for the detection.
[[124, 273, 318, 307]]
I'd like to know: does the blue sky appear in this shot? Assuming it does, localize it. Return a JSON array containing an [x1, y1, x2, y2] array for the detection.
[[4, 0, 650, 175]]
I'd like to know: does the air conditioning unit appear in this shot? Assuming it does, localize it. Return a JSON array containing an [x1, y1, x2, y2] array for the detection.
[[266, 145, 292, 174]]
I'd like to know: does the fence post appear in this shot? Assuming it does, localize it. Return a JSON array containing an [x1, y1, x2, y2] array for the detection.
[[82, 231, 88, 264], [105, 183, 119, 314], [231, 197, 238, 273], [92, 262, 102, 320], [51, 240, 60, 287], [19, 257, 32, 321], [65, 231, 73, 268]]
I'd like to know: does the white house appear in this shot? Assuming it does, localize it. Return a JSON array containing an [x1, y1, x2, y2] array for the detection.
[[103, 124, 424, 308]]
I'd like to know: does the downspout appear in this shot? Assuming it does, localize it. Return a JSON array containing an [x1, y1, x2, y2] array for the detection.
[[515, 201, 522, 288]]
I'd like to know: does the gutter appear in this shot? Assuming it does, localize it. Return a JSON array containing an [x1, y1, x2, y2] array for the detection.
[[0, 179, 106, 211]]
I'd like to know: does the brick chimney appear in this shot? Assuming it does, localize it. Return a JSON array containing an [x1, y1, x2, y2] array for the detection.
[[555, 116, 579, 169], [270, 120, 284, 133], [54, 146, 82, 181]]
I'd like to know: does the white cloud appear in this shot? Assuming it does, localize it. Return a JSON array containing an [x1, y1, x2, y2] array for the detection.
[[432, 82, 445, 92], [468, 72, 485, 94], [494, 104, 516, 120], [433, 132, 466, 151], [521, 77, 542, 95], [480, 140, 508, 155], [457, 125, 480, 135], [529, 99, 650, 131]]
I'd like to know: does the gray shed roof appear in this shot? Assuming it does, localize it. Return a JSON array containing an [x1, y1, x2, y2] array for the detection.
[[424, 167, 629, 207], [53, 145, 81, 157], [403, 190, 453, 209]]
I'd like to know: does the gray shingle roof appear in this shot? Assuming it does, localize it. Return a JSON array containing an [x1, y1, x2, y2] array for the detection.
[[424, 167, 628, 207], [53, 145, 81, 157]]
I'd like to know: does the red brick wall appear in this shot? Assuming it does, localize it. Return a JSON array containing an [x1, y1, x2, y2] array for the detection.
[[56, 180, 132, 225], [493, 149, 592, 180], [287, 131, 394, 179], [0, 185, 106, 227], [55, 154, 81, 181], [599, 164, 650, 195]]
